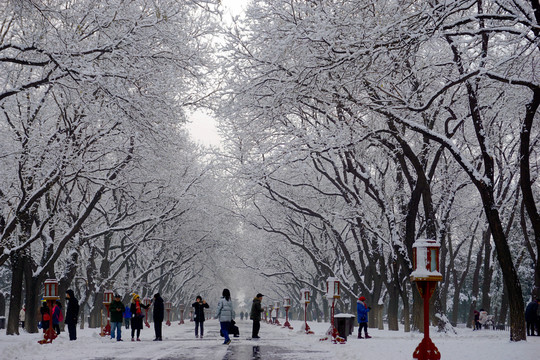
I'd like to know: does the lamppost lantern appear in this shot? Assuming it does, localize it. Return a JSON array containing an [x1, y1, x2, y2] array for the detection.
[[39, 279, 59, 344], [143, 297, 152, 306], [43, 279, 59, 300], [326, 277, 341, 299], [301, 289, 311, 304], [300, 289, 314, 334], [283, 298, 291, 308], [411, 238, 442, 360], [165, 302, 172, 326], [103, 290, 113, 305], [411, 239, 443, 282]]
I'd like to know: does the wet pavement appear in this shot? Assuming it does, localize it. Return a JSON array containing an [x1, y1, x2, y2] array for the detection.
[[223, 344, 321, 360]]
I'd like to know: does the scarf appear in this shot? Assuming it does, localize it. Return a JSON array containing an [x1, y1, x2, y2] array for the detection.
[[135, 300, 142, 315]]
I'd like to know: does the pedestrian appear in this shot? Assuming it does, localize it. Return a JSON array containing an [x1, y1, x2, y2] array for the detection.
[[123, 304, 132, 329], [65, 289, 79, 340], [240, 312, 244, 321], [152, 293, 164, 341], [250, 293, 264, 339], [130, 294, 151, 341], [110, 294, 124, 341], [192, 295, 209, 338], [536, 299, 540, 336], [19, 305, 25, 330], [473, 309, 481, 330], [52, 299, 63, 335], [478, 308, 488, 329], [525, 299, 538, 336], [216, 288, 234, 345], [40, 300, 51, 333], [357, 296, 371, 339]]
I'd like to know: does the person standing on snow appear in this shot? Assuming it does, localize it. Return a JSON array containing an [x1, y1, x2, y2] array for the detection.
[[51, 299, 63, 335], [192, 295, 209, 338], [357, 296, 371, 339], [525, 299, 538, 336], [19, 305, 26, 330], [216, 288, 234, 345], [130, 294, 151, 341], [152, 293, 165, 341], [250, 293, 264, 339], [123, 304, 132, 329], [65, 289, 79, 340], [110, 294, 125, 341]]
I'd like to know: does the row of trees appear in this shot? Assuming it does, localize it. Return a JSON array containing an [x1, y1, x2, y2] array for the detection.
[[0, 0, 235, 335], [216, 0, 540, 341]]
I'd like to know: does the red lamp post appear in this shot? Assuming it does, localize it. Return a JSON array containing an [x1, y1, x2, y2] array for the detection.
[[411, 239, 443, 360], [301, 289, 314, 334], [282, 298, 293, 329], [189, 308, 194, 322], [165, 302, 172, 326], [38, 279, 59, 344], [323, 277, 344, 344], [143, 297, 151, 328], [178, 303, 185, 325], [268, 305, 273, 324], [100, 290, 113, 336]]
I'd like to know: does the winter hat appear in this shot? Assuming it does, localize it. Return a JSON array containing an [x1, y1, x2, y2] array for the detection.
[[132, 294, 140, 302], [359, 296, 366, 301]]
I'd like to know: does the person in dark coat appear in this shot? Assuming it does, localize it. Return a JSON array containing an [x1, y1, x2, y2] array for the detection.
[[250, 293, 264, 339], [473, 309, 481, 330], [357, 296, 371, 339], [525, 299, 538, 336], [130, 294, 151, 341], [40, 301, 51, 333], [152, 293, 164, 341], [65, 289, 79, 340], [192, 295, 209, 338], [110, 294, 124, 341]]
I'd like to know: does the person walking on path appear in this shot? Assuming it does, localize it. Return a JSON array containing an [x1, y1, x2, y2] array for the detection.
[[250, 293, 264, 339], [110, 294, 125, 341], [130, 294, 151, 341], [216, 288, 234, 345], [473, 309, 481, 330], [478, 309, 488, 329], [525, 299, 538, 336], [123, 304, 132, 329], [357, 296, 371, 339], [51, 300, 63, 335], [65, 289, 79, 340], [152, 293, 164, 341], [192, 295, 209, 338]]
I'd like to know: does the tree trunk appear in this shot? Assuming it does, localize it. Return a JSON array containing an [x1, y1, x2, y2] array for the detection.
[[6, 253, 24, 335]]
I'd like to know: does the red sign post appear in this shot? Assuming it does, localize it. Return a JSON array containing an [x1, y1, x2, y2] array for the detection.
[[301, 289, 314, 334], [411, 239, 443, 360], [165, 302, 172, 326], [100, 290, 113, 336], [282, 298, 293, 329], [143, 297, 151, 328], [38, 279, 59, 344], [321, 277, 344, 344], [178, 303, 185, 325]]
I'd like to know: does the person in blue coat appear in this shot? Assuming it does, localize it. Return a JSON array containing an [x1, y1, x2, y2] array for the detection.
[[123, 304, 132, 329], [357, 296, 371, 339]]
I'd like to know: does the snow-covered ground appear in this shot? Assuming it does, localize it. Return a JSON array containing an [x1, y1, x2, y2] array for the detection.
[[0, 319, 537, 360]]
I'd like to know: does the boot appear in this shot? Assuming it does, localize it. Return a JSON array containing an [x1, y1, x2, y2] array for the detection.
[[365, 333, 372, 339], [358, 330, 363, 339]]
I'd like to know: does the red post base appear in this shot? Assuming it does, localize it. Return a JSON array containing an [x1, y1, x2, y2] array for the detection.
[[103, 322, 111, 336], [413, 337, 441, 360], [283, 309, 293, 329], [38, 327, 57, 344], [145, 309, 150, 328]]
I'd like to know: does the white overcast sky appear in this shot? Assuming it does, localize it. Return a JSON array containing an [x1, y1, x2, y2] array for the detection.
[[186, 0, 249, 147]]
